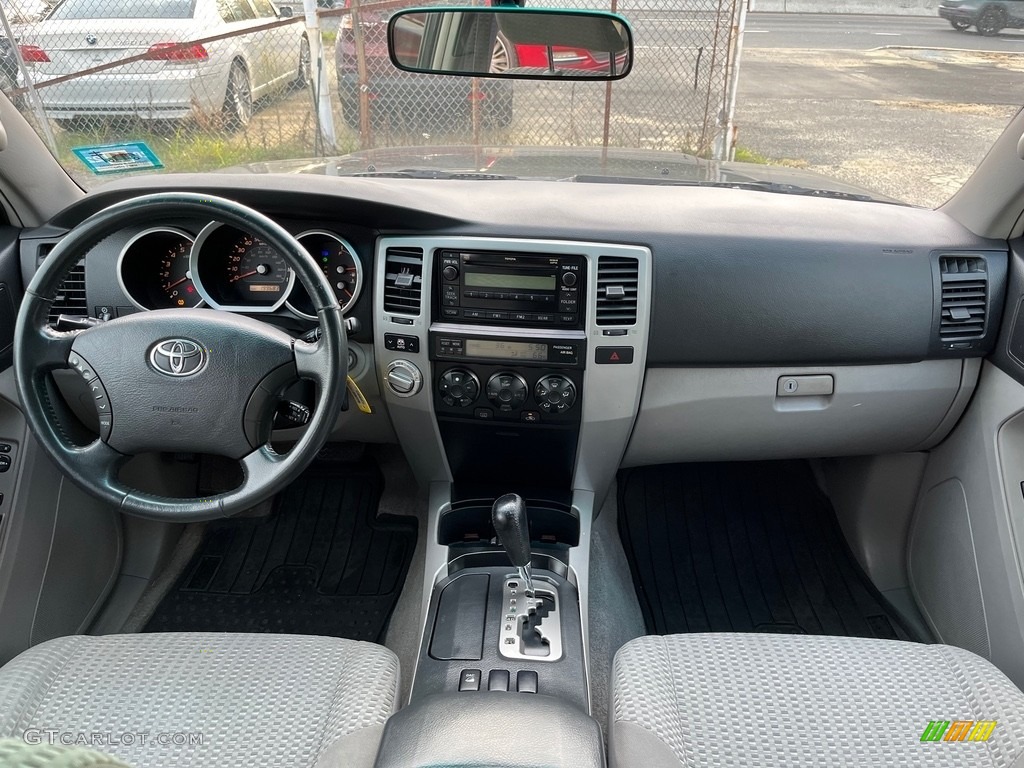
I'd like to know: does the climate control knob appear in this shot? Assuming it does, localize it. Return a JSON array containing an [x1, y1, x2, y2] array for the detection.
[[486, 372, 529, 411], [438, 368, 480, 408], [534, 375, 577, 413]]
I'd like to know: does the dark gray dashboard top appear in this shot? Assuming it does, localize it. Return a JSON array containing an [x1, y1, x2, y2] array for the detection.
[[46, 174, 1008, 365]]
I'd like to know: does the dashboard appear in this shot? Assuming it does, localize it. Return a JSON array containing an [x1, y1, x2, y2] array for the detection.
[[13, 172, 1014, 505], [116, 224, 364, 317]]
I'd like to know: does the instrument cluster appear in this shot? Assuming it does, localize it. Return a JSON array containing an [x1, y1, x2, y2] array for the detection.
[[117, 224, 363, 317]]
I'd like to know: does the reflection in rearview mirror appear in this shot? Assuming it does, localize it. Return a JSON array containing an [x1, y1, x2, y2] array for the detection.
[[388, 8, 633, 81]]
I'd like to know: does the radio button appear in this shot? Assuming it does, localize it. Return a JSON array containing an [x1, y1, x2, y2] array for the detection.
[[442, 308, 461, 319], [559, 314, 576, 324], [561, 272, 578, 287], [486, 311, 509, 321], [532, 313, 555, 323], [442, 265, 460, 281], [512, 312, 529, 322], [464, 309, 485, 320]]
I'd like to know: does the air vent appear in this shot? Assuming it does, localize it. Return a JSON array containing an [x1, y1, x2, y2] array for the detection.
[[43, 243, 88, 325], [595, 255, 639, 326], [939, 255, 987, 340], [383, 246, 424, 315]]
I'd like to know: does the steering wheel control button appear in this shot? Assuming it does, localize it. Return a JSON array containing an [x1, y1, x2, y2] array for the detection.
[[384, 333, 420, 353], [148, 338, 207, 377], [488, 669, 511, 692], [486, 372, 528, 411], [438, 369, 479, 407], [385, 360, 423, 398], [68, 353, 97, 382], [458, 669, 481, 692], [595, 346, 635, 365], [516, 670, 539, 694], [535, 375, 577, 413]]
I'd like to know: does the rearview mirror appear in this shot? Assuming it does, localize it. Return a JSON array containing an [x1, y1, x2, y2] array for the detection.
[[387, 8, 632, 80]]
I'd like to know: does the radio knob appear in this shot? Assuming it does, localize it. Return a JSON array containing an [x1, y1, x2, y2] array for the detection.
[[385, 360, 423, 398], [486, 372, 528, 411], [442, 265, 460, 281], [439, 368, 480, 408], [561, 271, 578, 287], [535, 375, 577, 413]]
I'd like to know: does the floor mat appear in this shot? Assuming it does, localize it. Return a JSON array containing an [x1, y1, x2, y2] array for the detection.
[[618, 462, 920, 641], [145, 460, 417, 642]]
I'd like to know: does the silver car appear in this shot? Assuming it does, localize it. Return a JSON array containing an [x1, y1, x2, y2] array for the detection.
[[15, 0, 309, 127]]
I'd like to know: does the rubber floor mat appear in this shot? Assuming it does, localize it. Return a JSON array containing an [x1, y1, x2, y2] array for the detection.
[[145, 461, 417, 642], [618, 462, 920, 641]]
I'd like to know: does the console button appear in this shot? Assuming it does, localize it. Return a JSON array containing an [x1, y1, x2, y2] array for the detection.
[[532, 314, 555, 323], [0, 443, 10, 454], [595, 346, 634, 365], [442, 265, 460, 281], [459, 669, 482, 692], [439, 369, 480, 408], [535, 375, 577, 413], [474, 408, 494, 420], [488, 669, 511, 692], [516, 670, 538, 694], [521, 410, 540, 424], [486, 372, 528, 411], [442, 308, 461, 319], [0, 455, 9, 472], [511, 312, 529, 322], [485, 311, 509, 321], [384, 334, 420, 353], [561, 271, 578, 287]]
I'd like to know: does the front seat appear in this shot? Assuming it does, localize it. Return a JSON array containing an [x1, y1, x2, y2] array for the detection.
[[610, 634, 1024, 767], [0, 632, 400, 768]]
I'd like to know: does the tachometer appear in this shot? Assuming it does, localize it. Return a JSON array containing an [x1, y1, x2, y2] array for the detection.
[[286, 231, 364, 319], [192, 223, 295, 311], [118, 228, 200, 311], [160, 238, 202, 308]]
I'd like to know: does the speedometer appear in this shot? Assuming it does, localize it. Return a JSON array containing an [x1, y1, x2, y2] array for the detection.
[[192, 223, 295, 311]]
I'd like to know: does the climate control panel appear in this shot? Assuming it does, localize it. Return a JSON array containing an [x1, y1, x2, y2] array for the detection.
[[433, 364, 581, 425]]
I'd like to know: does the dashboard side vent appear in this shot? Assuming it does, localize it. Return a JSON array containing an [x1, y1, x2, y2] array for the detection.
[[383, 246, 424, 314], [596, 255, 639, 326], [939, 255, 987, 341], [40, 242, 88, 325]]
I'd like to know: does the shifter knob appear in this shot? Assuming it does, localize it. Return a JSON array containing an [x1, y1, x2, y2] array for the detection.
[[492, 493, 534, 592]]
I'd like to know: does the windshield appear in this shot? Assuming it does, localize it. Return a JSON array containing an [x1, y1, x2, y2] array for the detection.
[[1, 0, 1016, 207]]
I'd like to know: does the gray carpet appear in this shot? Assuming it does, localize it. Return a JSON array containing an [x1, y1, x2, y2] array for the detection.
[[588, 481, 646, 731]]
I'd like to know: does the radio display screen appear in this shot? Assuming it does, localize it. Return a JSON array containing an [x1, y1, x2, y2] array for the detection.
[[465, 339, 548, 361], [464, 272, 557, 291]]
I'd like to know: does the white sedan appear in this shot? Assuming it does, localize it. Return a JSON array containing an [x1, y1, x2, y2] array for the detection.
[[14, 0, 309, 128]]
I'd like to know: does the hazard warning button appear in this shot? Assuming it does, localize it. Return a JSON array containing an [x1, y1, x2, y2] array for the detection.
[[595, 346, 634, 365]]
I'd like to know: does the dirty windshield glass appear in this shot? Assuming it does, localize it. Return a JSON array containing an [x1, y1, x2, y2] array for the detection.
[[0, 0, 1017, 207]]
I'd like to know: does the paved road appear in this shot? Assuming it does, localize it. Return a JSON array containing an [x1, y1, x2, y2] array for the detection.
[[743, 12, 1024, 51], [732, 15, 1023, 206]]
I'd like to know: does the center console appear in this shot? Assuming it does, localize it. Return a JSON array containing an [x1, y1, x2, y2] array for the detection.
[[372, 236, 651, 767]]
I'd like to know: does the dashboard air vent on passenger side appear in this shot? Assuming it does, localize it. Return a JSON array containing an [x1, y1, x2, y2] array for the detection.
[[595, 255, 639, 326], [38, 242, 89, 326], [383, 246, 424, 315], [939, 255, 987, 341]]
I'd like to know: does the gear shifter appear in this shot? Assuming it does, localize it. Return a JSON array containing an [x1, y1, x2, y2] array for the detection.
[[491, 493, 534, 594]]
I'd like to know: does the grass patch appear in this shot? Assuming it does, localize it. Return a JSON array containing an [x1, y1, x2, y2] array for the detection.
[[733, 145, 808, 168]]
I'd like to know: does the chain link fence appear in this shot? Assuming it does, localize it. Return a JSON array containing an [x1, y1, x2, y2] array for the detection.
[[0, 0, 744, 184]]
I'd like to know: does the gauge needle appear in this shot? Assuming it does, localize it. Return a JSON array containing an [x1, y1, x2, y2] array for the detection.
[[165, 276, 189, 290], [230, 270, 259, 283]]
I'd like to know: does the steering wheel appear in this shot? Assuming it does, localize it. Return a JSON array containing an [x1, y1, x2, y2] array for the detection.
[[13, 192, 347, 521]]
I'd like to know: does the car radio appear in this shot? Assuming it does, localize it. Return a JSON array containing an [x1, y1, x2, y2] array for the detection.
[[436, 250, 585, 328]]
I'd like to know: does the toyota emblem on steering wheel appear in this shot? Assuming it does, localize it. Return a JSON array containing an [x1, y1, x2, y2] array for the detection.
[[149, 339, 206, 377]]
